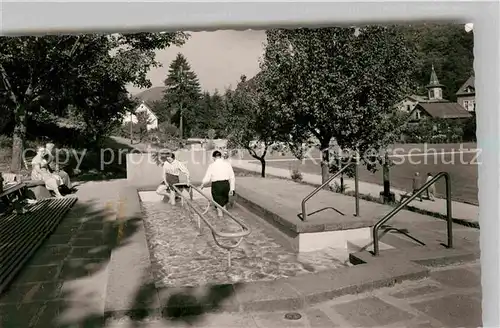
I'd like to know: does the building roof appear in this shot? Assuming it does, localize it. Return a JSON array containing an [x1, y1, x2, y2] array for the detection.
[[426, 65, 445, 89], [415, 102, 472, 119], [456, 75, 475, 96]]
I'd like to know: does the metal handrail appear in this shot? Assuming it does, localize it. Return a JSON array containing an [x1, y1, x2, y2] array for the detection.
[[372, 172, 453, 256], [301, 161, 360, 221], [171, 183, 252, 267]]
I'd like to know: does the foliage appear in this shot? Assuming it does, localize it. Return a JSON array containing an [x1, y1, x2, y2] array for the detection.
[[402, 117, 467, 143], [224, 75, 283, 177], [190, 91, 226, 138], [399, 24, 474, 101], [207, 128, 216, 140], [135, 111, 153, 142], [290, 168, 303, 182], [162, 53, 202, 138], [0, 32, 188, 171], [260, 26, 418, 183]]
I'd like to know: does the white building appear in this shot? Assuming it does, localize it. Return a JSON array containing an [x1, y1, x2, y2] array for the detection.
[[122, 102, 159, 131]]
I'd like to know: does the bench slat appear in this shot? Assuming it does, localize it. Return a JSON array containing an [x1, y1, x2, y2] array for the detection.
[[0, 197, 77, 294]]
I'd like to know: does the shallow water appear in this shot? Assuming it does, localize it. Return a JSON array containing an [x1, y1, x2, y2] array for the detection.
[[141, 198, 348, 287]]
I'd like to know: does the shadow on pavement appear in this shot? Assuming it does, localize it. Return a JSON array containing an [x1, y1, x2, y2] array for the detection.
[[0, 182, 240, 328]]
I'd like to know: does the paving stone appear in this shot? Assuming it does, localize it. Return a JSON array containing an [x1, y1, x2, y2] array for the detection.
[[0, 282, 64, 304], [234, 280, 303, 312], [59, 258, 107, 280], [430, 268, 480, 289], [411, 294, 482, 327], [69, 246, 111, 260], [28, 245, 71, 266], [252, 311, 309, 328], [72, 236, 106, 247], [11, 264, 60, 285], [0, 302, 42, 327], [80, 221, 105, 232], [45, 234, 73, 246], [305, 308, 339, 327], [390, 284, 442, 299], [334, 296, 414, 327], [35, 300, 106, 328]]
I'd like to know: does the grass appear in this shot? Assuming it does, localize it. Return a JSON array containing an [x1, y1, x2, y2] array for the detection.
[[232, 166, 479, 229]]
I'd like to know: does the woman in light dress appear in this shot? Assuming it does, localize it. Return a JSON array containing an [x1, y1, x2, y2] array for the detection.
[[31, 147, 64, 198]]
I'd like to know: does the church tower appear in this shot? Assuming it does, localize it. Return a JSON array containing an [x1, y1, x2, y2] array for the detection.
[[426, 65, 444, 101]]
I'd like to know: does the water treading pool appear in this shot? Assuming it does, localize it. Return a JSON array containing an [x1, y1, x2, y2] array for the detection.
[[140, 191, 348, 288]]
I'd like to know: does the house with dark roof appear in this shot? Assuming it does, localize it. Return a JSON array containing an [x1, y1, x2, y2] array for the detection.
[[407, 66, 472, 123], [456, 74, 475, 112]]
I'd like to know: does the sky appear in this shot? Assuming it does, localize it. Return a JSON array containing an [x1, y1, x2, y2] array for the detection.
[[127, 30, 266, 95]]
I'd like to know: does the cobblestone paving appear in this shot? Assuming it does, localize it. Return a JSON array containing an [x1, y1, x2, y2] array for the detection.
[[141, 198, 348, 288]]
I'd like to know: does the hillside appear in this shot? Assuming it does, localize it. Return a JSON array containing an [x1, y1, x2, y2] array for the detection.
[[133, 86, 167, 105]]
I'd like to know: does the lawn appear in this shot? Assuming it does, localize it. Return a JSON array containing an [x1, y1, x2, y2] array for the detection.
[[262, 152, 479, 205]]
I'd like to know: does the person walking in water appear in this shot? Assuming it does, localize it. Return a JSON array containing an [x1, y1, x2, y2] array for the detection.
[[156, 151, 190, 205], [426, 172, 436, 201], [412, 172, 423, 202], [200, 150, 235, 218]]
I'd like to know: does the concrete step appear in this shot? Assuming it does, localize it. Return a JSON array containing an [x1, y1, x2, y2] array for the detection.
[[347, 238, 394, 253], [377, 232, 427, 249]]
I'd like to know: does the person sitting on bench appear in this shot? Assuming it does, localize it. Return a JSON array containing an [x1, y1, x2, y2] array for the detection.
[[45, 143, 73, 192], [31, 147, 64, 198], [155, 151, 190, 205]]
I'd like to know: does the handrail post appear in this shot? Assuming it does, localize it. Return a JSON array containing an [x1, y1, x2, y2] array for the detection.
[[372, 172, 453, 256], [354, 154, 360, 217], [445, 173, 453, 248]]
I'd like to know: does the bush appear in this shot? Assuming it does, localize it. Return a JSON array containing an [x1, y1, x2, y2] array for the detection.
[[290, 168, 303, 182], [205, 140, 216, 151]]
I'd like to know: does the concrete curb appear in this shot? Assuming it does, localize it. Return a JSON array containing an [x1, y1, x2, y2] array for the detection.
[[232, 166, 480, 229]]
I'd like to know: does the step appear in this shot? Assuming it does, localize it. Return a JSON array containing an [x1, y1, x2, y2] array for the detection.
[[349, 245, 479, 266], [347, 238, 394, 253]]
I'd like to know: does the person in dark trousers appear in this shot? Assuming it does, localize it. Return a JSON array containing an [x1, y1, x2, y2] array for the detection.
[[156, 152, 190, 205], [200, 150, 235, 217], [412, 172, 423, 202], [426, 172, 436, 201]]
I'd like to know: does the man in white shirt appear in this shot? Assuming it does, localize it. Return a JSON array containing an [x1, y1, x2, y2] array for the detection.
[[156, 151, 190, 205], [200, 150, 235, 217]]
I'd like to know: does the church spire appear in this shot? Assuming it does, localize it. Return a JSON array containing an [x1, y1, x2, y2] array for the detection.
[[426, 65, 444, 100]]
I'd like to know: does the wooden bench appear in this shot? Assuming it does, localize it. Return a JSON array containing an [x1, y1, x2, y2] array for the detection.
[[0, 196, 78, 294]]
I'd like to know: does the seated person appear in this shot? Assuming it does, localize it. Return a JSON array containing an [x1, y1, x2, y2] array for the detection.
[[156, 152, 190, 205], [45, 143, 73, 193], [31, 147, 64, 198]]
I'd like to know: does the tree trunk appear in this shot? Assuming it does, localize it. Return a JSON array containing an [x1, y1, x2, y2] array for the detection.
[[383, 152, 390, 196], [259, 158, 266, 178], [320, 144, 330, 186], [340, 174, 345, 193], [11, 104, 27, 173]]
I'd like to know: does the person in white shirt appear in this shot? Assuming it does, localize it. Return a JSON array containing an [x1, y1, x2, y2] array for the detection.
[[156, 152, 190, 205], [200, 150, 235, 217]]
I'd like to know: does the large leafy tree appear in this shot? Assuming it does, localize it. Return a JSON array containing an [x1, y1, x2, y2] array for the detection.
[[224, 74, 282, 177], [162, 53, 201, 139], [260, 26, 418, 183], [0, 32, 188, 171]]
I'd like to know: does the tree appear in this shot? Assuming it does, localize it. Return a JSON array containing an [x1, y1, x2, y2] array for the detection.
[[260, 26, 418, 184], [162, 53, 202, 139], [0, 32, 188, 171], [193, 90, 226, 137], [224, 75, 282, 177], [135, 111, 153, 142]]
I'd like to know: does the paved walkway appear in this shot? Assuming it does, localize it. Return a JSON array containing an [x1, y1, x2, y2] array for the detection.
[[231, 161, 479, 226], [106, 261, 481, 328]]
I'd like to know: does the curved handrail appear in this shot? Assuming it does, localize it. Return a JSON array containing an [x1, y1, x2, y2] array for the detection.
[[301, 161, 359, 221], [372, 171, 453, 256], [171, 183, 252, 266]]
